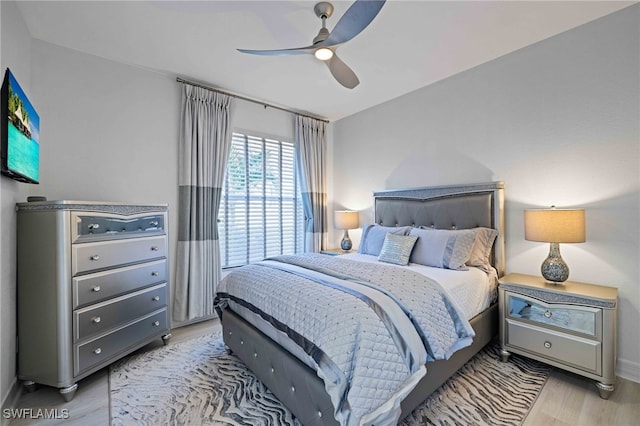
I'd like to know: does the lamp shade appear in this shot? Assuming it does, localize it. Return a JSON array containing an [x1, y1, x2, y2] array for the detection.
[[334, 210, 359, 230], [524, 209, 585, 243]]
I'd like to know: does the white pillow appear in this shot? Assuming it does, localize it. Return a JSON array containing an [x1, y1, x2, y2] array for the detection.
[[408, 227, 477, 270]]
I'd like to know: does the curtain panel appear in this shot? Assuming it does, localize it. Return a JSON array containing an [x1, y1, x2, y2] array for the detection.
[[295, 115, 328, 253], [174, 84, 233, 322]]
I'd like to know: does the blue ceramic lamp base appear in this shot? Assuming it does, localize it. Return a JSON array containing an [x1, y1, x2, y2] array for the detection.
[[340, 230, 352, 251]]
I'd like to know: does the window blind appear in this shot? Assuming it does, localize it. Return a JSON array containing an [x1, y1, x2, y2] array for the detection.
[[219, 132, 304, 268]]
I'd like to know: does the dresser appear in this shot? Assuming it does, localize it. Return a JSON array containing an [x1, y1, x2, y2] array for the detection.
[[499, 273, 617, 399], [16, 201, 171, 401]]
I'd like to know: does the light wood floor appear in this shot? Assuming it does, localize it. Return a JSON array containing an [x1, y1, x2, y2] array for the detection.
[[8, 319, 640, 425]]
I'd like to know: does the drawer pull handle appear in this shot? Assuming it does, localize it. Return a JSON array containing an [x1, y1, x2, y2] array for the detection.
[[151, 271, 159, 276], [149, 221, 159, 227], [92, 316, 101, 323], [88, 223, 100, 230], [152, 296, 160, 301], [544, 310, 552, 318], [544, 341, 552, 349], [151, 246, 159, 251], [94, 348, 102, 355], [153, 321, 160, 326], [90, 254, 100, 261], [92, 286, 101, 292]]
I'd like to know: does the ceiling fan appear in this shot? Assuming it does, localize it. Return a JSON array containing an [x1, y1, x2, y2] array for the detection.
[[237, 0, 386, 89]]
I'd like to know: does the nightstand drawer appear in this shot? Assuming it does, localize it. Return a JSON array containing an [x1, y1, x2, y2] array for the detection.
[[506, 319, 601, 374], [507, 294, 600, 337]]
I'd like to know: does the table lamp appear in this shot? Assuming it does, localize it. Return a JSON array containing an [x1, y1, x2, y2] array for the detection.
[[334, 210, 359, 252], [524, 207, 585, 284]]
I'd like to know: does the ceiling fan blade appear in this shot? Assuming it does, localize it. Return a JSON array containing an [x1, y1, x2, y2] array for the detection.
[[327, 54, 359, 89], [319, 0, 386, 47], [237, 45, 314, 56]]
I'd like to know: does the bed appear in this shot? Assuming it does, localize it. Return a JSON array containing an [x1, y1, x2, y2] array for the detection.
[[215, 181, 505, 426]]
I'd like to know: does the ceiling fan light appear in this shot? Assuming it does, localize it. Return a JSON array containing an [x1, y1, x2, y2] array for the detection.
[[314, 48, 333, 61]]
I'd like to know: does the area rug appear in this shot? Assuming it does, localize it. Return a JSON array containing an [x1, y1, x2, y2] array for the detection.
[[109, 332, 551, 425]]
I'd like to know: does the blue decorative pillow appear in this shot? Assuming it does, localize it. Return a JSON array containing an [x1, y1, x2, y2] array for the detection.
[[358, 224, 412, 256], [378, 233, 419, 266], [409, 227, 477, 270]]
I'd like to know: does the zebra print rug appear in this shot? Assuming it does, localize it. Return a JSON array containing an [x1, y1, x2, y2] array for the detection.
[[109, 332, 550, 425]]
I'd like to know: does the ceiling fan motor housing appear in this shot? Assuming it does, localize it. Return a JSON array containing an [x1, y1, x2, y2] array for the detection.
[[314, 2, 334, 19]]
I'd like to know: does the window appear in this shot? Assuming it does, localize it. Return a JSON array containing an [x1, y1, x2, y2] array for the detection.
[[219, 132, 305, 268]]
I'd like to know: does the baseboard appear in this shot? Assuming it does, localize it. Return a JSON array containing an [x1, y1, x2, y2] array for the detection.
[[617, 358, 640, 383], [0, 377, 22, 426]]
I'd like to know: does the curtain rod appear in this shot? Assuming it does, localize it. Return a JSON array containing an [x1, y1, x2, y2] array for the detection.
[[176, 77, 329, 123]]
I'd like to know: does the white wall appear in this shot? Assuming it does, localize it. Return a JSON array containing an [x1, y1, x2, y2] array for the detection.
[[232, 99, 295, 142], [0, 0, 32, 409], [31, 40, 180, 204], [331, 5, 639, 381]]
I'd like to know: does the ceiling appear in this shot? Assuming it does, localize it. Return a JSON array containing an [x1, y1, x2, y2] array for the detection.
[[16, 1, 634, 122]]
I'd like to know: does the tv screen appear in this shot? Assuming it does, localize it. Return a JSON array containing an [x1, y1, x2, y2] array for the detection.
[[1, 68, 40, 184]]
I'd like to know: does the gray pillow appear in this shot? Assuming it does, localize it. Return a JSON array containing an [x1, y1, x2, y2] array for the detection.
[[409, 227, 477, 270], [358, 224, 412, 256], [378, 233, 419, 266], [467, 227, 499, 272]]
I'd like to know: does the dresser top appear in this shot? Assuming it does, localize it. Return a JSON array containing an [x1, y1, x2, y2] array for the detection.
[[16, 200, 168, 214], [500, 273, 618, 304]]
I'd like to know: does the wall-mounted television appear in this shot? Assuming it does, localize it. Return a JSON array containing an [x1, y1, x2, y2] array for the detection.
[[1, 68, 40, 184]]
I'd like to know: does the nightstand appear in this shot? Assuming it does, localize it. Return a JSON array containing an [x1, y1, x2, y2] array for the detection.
[[320, 248, 351, 256], [498, 273, 617, 399]]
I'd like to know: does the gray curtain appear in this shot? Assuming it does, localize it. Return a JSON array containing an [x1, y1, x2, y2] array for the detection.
[[295, 115, 328, 252], [174, 84, 233, 322]]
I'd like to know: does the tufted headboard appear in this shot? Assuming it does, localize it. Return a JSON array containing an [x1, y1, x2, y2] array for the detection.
[[373, 181, 505, 276]]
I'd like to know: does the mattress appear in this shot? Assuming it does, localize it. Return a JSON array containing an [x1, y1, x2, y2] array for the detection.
[[340, 253, 498, 320]]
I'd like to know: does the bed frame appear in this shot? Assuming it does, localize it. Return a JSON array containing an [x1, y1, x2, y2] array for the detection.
[[220, 181, 505, 425]]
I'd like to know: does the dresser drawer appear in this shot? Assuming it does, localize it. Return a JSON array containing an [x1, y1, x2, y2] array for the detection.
[[507, 294, 600, 337], [74, 283, 167, 341], [72, 212, 165, 243], [506, 319, 601, 374], [72, 236, 166, 275], [74, 309, 167, 376], [73, 259, 167, 308]]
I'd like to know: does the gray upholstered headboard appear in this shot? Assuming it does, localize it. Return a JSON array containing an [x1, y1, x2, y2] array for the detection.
[[373, 181, 505, 276]]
